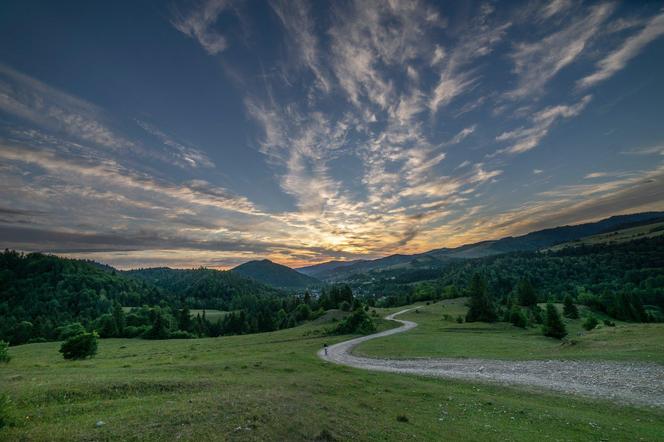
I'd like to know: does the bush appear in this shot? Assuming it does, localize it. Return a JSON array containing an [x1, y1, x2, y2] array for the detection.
[[123, 325, 150, 338], [396, 415, 409, 423], [0, 394, 14, 429], [335, 308, 376, 335], [56, 322, 86, 340], [603, 319, 616, 327], [509, 306, 528, 328], [456, 315, 464, 324], [339, 301, 351, 312], [583, 316, 599, 331], [542, 303, 567, 339], [0, 341, 11, 363], [59, 332, 98, 360], [169, 330, 195, 339]]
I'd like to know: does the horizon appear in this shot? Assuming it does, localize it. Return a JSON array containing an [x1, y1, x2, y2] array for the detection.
[[6, 209, 661, 271], [1, 0, 664, 269]]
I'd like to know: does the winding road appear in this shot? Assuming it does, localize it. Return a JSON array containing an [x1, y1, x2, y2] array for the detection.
[[318, 309, 664, 408]]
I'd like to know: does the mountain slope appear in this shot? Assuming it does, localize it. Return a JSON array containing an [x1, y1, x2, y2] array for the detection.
[[301, 211, 664, 280], [232, 259, 320, 289]]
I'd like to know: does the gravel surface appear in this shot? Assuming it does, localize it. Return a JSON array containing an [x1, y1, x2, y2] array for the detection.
[[318, 309, 664, 408]]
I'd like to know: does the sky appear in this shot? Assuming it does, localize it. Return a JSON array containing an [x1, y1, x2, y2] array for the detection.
[[1, 0, 664, 270]]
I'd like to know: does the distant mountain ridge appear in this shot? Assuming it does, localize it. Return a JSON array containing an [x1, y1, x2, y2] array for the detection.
[[297, 211, 664, 280], [232, 259, 320, 289]]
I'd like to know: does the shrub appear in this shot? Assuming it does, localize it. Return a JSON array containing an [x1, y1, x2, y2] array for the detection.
[[56, 322, 86, 340], [0, 340, 10, 363], [169, 330, 195, 339], [335, 308, 376, 335], [396, 415, 409, 423], [583, 316, 599, 331], [563, 295, 579, 319], [123, 325, 150, 338], [456, 315, 464, 324], [542, 303, 567, 339], [603, 319, 616, 327], [339, 301, 351, 312], [59, 332, 98, 360], [509, 306, 528, 328]]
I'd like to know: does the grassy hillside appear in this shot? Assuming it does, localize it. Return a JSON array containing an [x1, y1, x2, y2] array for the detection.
[[357, 299, 664, 364], [2, 314, 664, 441], [232, 259, 320, 289], [548, 220, 664, 251]]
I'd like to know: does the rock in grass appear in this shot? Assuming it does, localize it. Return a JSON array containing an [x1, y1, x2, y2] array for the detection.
[[95, 420, 105, 428]]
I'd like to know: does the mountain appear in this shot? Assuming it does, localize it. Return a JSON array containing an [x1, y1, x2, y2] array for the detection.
[[296, 259, 365, 278], [232, 259, 320, 289], [300, 211, 664, 280]]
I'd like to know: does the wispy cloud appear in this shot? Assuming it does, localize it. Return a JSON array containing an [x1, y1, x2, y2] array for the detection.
[[506, 3, 613, 99], [171, 0, 233, 55], [579, 11, 664, 88], [494, 95, 592, 155], [135, 120, 214, 168]]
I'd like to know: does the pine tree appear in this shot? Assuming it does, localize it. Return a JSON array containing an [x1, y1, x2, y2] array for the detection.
[[178, 306, 192, 332], [542, 303, 567, 339], [465, 274, 497, 323], [562, 295, 579, 319], [517, 279, 538, 307]]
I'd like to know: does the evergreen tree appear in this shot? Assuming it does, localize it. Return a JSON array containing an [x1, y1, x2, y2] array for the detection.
[[517, 279, 538, 307], [562, 295, 579, 319], [542, 303, 567, 339], [465, 274, 497, 323], [112, 302, 126, 335], [178, 306, 192, 332], [144, 312, 169, 339]]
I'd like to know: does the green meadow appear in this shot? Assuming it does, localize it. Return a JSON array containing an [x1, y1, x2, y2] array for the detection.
[[2, 310, 664, 441], [359, 299, 664, 364]]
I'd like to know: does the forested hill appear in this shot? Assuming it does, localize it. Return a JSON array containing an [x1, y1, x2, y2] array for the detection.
[[0, 250, 160, 344], [124, 267, 284, 306], [0, 252, 290, 344], [364, 236, 664, 322], [232, 259, 320, 289]]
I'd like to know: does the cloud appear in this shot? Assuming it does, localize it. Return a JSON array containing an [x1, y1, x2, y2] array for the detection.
[[495, 94, 592, 154], [270, 0, 330, 93], [135, 120, 214, 168], [445, 125, 477, 145], [620, 144, 664, 156], [506, 3, 613, 99], [171, 0, 233, 55], [0, 64, 134, 150], [533, 169, 543, 174], [579, 11, 664, 88]]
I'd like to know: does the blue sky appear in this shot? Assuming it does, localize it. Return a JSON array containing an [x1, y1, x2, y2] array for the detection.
[[1, 0, 663, 269]]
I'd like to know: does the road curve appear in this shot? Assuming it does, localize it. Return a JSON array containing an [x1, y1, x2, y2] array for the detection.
[[318, 309, 664, 408]]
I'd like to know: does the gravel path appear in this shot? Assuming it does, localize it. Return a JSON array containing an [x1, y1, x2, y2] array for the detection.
[[318, 309, 664, 408]]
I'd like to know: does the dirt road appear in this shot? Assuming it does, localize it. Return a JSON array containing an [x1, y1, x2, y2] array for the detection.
[[318, 309, 664, 408]]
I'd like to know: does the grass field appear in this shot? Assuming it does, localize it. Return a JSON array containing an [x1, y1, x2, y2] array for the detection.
[[2, 309, 664, 441], [358, 299, 664, 364]]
